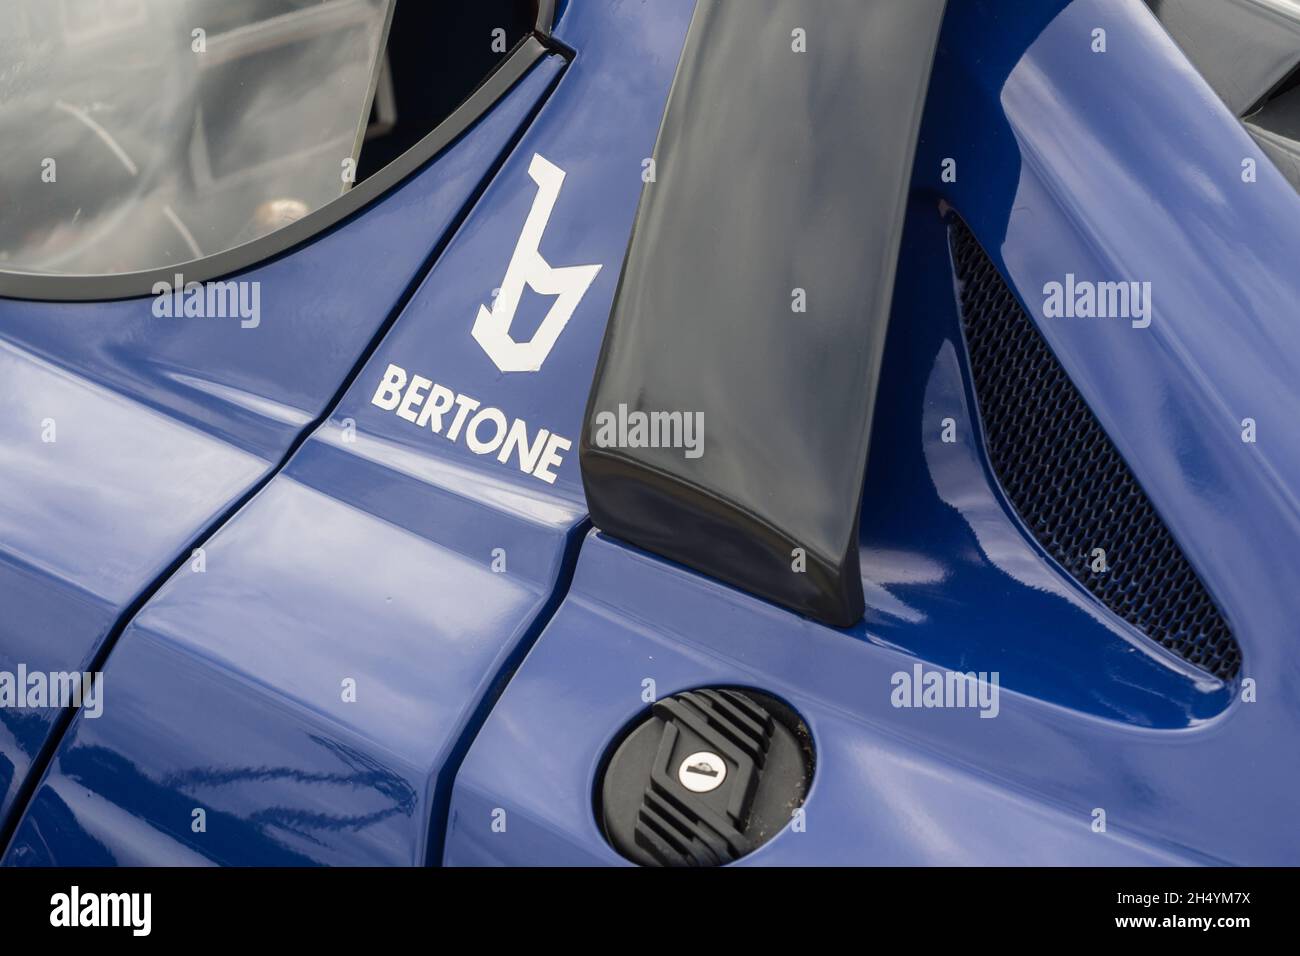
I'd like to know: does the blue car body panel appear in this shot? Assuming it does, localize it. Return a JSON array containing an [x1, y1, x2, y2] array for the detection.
[[443, 0, 1300, 866], [857, 204, 1231, 730], [444, 532, 1201, 867], [2, 0, 1299, 866], [0, 56, 562, 839], [2, 0, 695, 865]]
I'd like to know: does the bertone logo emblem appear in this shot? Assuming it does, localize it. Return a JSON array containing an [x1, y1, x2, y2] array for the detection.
[[472, 153, 602, 373]]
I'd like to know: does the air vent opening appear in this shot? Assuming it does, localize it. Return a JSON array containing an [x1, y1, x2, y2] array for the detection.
[[948, 218, 1242, 681]]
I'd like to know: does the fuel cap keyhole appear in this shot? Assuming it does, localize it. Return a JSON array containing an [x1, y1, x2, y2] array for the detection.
[[678, 751, 727, 792]]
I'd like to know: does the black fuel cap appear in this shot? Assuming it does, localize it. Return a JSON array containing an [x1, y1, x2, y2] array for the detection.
[[598, 688, 814, 866]]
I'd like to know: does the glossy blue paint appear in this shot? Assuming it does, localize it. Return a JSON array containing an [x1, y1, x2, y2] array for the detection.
[[446, 533, 1202, 866], [2, 0, 696, 865], [914, 0, 1300, 714], [0, 58, 561, 839], [949, 0, 1300, 700], [6, 0, 1299, 868], [444, 0, 1300, 865], [855, 197, 1230, 727]]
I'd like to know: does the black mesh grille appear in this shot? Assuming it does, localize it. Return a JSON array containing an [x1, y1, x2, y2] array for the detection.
[[950, 220, 1241, 680]]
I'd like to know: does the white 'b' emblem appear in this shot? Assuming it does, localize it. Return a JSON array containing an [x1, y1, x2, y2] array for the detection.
[[472, 153, 602, 372]]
